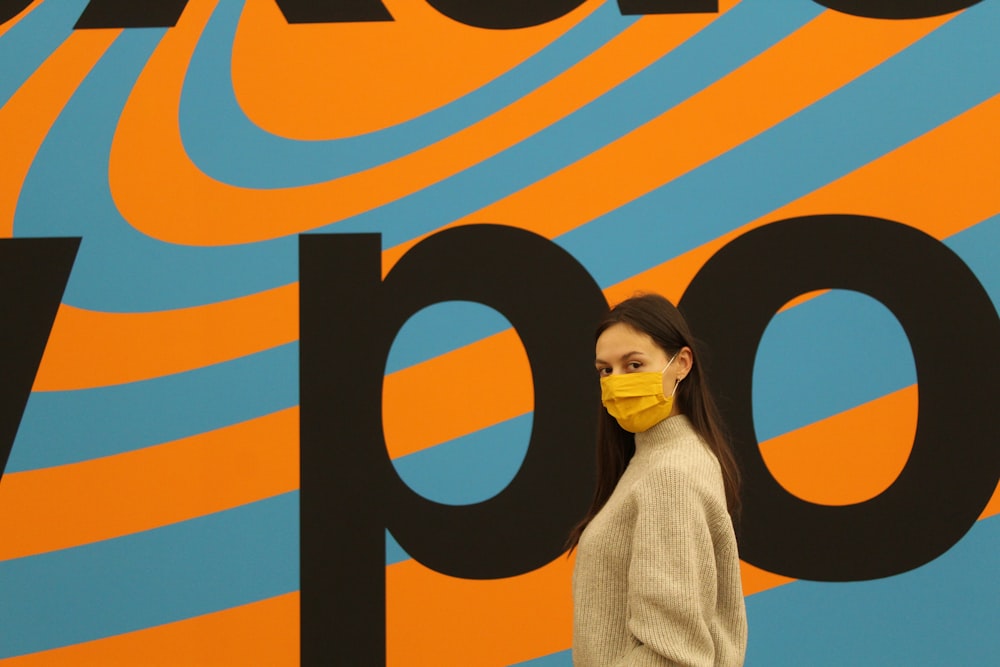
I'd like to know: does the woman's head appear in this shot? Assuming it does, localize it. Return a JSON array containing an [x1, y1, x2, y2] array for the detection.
[[594, 294, 698, 422], [566, 293, 741, 550]]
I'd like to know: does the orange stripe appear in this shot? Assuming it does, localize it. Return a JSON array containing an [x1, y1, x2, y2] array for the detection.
[[0, 594, 299, 667], [760, 386, 917, 506], [387, 554, 575, 666], [0, 409, 297, 560], [231, 0, 598, 140], [0, 30, 117, 237], [34, 285, 298, 391], [110, 2, 736, 246], [982, 484, 1000, 520]]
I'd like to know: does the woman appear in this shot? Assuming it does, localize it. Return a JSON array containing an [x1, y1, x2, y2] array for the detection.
[[568, 293, 747, 666]]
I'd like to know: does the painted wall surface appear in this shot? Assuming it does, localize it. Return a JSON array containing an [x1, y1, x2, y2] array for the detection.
[[1, 0, 999, 664]]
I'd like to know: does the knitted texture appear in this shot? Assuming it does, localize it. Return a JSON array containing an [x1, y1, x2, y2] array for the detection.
[[572, 415, 747, 666]]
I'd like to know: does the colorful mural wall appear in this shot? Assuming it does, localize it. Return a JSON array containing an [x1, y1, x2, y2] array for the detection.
[[1, 0, 998, 664]]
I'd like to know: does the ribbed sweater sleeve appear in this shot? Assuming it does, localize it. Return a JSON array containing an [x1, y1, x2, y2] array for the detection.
[[623, 464, 721, 665]]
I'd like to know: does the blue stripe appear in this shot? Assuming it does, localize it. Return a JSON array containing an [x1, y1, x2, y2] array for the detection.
[[386, 531, 408, 564], [8, 301, 509, 472], [179, 0, 640, 187], [7, 344, 298, 472], [0, 0, 91, 107], [0, 493, 299, 659], [945, 213, 1000, 302], [745, 516, 1000, 666], [511, 649, 572, 666]]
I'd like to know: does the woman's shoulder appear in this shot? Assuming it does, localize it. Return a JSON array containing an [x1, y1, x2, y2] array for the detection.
[[635, 436, 727, 509], [640, 449, 722, 493]]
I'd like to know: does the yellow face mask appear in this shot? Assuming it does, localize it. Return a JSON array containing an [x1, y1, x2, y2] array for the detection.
[[600, 354, 679, 433]]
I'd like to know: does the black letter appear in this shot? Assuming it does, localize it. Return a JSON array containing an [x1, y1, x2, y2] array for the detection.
[[0, 238, 79, 480], [275, 0, 392, 24], [300, 225, 607, 664], [679, 215, 1000, 581], [811, 0, 982, 20], [423, 0, 586, 29], [0, 0, 31, 26], [74, 0, 190, 28], [73, 0, 393, 29], [619, 0, 718, 15]]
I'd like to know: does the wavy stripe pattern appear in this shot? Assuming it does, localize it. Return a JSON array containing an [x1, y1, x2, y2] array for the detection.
[[1, 0, 997, 663]]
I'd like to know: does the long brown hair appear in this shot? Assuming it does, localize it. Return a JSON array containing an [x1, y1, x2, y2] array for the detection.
[[566, 293, 741, 550]]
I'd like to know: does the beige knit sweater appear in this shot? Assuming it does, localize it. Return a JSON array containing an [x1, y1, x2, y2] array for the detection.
[[572, 415, 747, 666]]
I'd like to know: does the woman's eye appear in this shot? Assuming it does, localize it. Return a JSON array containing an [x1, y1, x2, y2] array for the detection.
[[628, 361, 642, 370], [597, 367, 610, 376]]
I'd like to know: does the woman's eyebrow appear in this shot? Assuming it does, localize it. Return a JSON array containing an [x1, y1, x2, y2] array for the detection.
[[594, 351, 646, 365]]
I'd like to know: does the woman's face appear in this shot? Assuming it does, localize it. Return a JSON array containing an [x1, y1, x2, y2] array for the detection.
[[595, 323, 670, 378], [595, 323, 690, 395]]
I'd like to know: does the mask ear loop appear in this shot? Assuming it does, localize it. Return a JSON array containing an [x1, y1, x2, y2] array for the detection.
[[662, 352, 681, 399], [667, 376, 681, 399], [660, 352, 679, 374]]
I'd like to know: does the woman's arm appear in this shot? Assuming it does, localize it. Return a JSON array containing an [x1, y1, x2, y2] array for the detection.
[[619, 465, 722, 666]]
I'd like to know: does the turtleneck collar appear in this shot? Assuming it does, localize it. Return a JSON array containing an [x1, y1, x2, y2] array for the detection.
[[633, 414, 694, 459]]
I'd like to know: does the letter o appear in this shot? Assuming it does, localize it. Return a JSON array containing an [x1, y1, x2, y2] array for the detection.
[[811, 0, 982, 20], [423, 0, 587, 29], [679, 215, 1000, 581]]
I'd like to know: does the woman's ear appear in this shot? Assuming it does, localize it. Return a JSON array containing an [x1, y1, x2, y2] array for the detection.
[[675, 346, 694, 381]]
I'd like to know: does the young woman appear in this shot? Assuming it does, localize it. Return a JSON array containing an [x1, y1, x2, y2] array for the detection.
[[568, 293, 747, 666]]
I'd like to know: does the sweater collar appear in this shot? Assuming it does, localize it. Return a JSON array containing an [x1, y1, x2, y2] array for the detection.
[[633, 414, 694, 458]]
